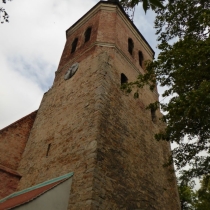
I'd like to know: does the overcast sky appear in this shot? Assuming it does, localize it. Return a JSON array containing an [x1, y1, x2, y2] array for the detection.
[[0, 0, 157, 129]]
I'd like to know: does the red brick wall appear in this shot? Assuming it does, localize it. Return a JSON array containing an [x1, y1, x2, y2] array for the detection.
[[0, 111, 37, 199], [115, 12, 153, 72], [57, 12, 100, 70], [0, 166, 21, 199]]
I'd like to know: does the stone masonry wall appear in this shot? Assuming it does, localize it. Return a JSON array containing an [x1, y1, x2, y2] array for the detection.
[[17, 50, 108, 210], [16, 2, 180, 210], [91, 48, 180, 210], [17, 49, 179, 210]]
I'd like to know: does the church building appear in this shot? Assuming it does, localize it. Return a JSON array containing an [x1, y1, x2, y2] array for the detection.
[[0, 1, 180, 209]]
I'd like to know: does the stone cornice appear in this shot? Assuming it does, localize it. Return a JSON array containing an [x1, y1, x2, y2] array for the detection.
[[57, 41, 141, 75], [56, 41, 158, 97], [94, 41, 142, 74]]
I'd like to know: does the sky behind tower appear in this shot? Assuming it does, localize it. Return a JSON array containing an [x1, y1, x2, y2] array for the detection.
[[0, 0, 157, 129]]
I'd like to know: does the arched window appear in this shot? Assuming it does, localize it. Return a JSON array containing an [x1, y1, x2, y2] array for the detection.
[[139, 51, 144, 67], [128, 38, 134, 55], [84, 27, 92, 43], [71, 38, 78, 53], [121, 73, 128, 85]]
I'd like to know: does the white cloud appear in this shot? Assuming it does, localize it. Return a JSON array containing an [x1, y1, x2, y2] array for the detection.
[[0, 0, 157, 129], [0, 0, 98, 129], [0, 55, 43, 128]]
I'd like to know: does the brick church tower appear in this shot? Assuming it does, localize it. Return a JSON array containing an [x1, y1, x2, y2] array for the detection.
[[0, 1, 180, 209]]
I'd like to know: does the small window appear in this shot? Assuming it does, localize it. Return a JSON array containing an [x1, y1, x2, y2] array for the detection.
[[151, 109, 156, 123], [128, 38, 134, 55], [71, 38, 78, 53], [139, 51, 143, 67], [121, 73, 128, 84], [46, 143, 51, 157], [84, 27, 92, 43]]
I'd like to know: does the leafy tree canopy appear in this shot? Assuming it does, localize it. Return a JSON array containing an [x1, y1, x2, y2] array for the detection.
[[178, 175, 210, 210], [178, 182, 195, 210], [0, 0, 11, 23], [195, 175, 210, 210], [121, 0, 210, 180], [119, 0, 164, 13]]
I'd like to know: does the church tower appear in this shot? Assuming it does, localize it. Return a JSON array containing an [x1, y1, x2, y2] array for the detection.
[[0, 1, 180, 209]]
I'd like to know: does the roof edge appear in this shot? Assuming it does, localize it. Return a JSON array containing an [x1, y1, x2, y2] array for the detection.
[[0, 110, 38, 133], [0, 172, 74, 204]]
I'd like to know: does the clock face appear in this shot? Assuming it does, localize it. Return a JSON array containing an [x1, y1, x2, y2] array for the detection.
[[64, 63, 79, 80]]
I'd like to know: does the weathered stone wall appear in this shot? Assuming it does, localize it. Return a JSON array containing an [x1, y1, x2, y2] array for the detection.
[[17, 50, 179, 210], [17, 51, 104, 210], [0, 111, 37, 199], [91, 48, 180, 210], [16, 2, 180, 210]]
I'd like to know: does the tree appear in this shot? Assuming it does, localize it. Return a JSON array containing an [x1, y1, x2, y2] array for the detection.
[[178, 182, 195, 210], [119, 0, 164, 13], [195, 175, 210, 210], [0, 0, 12, 23], [121, 0, 210, 180], [178, 175, 210, 210]]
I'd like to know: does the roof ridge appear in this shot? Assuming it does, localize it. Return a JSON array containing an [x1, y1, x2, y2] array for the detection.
[[5, 179, 69, 210]]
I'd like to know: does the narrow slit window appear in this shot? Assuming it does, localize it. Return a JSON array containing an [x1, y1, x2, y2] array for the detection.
[[128, 38, 134, 55], [121, 73, 128, 84], [84, 27, 92, 43], [151, 109, 156, 123], [46, 143, 51, 157], [71, 38, 78, 53], [139, 51, 144, 67]]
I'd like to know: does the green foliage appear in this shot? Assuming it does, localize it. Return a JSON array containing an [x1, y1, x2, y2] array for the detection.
[[154, 0, 210, 180], [119, 0, 164, 13], [195, 176, 210, 210], [178, 176, 210, 210], [134, 91, 139, 99], [0, 0, 12, 23], [123, 0, 210, 180], [178, 184, 196, 210]]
